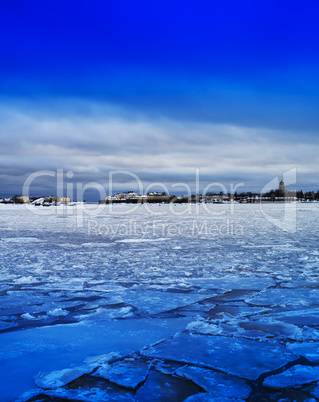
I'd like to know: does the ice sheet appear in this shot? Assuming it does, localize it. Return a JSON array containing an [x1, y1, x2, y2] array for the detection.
[[0, 317, 191, 401], [93, 360, 151, 390], [141, 333, 297, 380], [1, 203, 319, 401], [263, 365, 319, 389], [176, 365, 251, 398]]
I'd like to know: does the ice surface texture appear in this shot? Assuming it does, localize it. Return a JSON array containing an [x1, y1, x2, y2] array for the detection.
[[1, 203, 319, 401], [142, 333, 297, 380]]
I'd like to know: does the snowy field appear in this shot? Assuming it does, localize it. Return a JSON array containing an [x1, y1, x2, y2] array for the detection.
[[1, 203, 319, 401]]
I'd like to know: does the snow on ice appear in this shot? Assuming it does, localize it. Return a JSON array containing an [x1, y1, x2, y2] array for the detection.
[[34, 365, 93, 389]]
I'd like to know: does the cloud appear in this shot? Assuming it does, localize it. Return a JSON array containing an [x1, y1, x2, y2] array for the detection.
[[0, 100, 318, 199]]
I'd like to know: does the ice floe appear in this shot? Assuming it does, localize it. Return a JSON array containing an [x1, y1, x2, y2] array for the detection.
[[287, 342, 319, 362], [142, 333, 297, 380], [41, 387, 135, 401], [246, 289, 319, 307], [263, 365, 319, 389], [176, 365, 251, 398], [93, 359, 151, 390], [183, 394, 245, 402], [122, 290, 217, 315], [34, 365, 92, 389]]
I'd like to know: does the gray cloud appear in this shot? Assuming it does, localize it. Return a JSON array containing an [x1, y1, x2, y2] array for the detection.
[[0, 100, 318, 199]]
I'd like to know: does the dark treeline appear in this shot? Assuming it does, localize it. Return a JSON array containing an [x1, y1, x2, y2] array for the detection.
[[232, 190, 319, 201]]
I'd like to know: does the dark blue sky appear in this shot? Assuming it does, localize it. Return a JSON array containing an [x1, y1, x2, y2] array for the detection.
[[1, 1, 319, 199]]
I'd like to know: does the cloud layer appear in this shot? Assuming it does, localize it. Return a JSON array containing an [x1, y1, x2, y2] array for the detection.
[[0, 100, 317, 199]]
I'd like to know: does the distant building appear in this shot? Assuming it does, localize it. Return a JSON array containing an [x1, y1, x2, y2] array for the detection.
[[100, 192, 178, 204], [14, 196, 29, 204], [55, 197, 71, 203], [279, 180, 285, 192], [43, 196, 71, 204]]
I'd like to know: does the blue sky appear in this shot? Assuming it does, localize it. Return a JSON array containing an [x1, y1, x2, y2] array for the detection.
[[1, 1, 319, 199]]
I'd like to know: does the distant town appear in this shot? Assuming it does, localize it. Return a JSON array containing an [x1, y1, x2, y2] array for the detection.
[[2, 181, 319, 205], [98, 182, 317, 204]]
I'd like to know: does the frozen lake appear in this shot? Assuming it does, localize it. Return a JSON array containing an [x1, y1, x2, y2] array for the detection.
[[1, 203, 319, 401]]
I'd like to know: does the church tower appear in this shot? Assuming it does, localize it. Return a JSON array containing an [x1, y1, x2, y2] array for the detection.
[[279, 180, 285, 192]]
